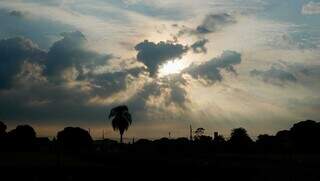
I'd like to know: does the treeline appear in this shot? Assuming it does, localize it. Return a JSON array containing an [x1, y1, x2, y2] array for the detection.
[[134, 120, 320, 154], [1, 120, 320, 154]]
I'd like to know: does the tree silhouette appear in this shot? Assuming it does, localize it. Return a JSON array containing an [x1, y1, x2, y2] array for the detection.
[[57, 127, 93, 151], [256, 134, 276, 152], [213, 134, 226, 144], [194, 128, 205, 139], [7, 125, 36, 150], [290, 120, 320, 152], [230, 128, 252, 143], [229, 127, 253, 152], [0, 121, 7, 149], [275, 130, 292, 152], [0, 121, 7, 136], [109, 105, 132, 143]]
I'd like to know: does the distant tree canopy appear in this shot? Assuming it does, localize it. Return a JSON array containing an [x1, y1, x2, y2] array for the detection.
[[213, 134, 226, 144], [230, 128, 252, 144], [195, 128, 205, 138], [194, 128, 212, 144], [229, 128, 253, 152], [135, 138, 153, 145], [57, 127, 93, 151]]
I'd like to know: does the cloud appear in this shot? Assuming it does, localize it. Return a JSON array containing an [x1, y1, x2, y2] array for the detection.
[[191, 39, 209, 54], [302, 1, 320, 15], [183, 50, 241, 85], [250, 66, 297, 86], [0, 31, 114, 89], [0, 66, 148, 124], [0, 37, 46, 89], [0, 32, 149, 124], [45, 31, 112, 83], [103, 0, 192, 20], [126, 74, 189, 114], [177, 13, 237, 37], [135, 40, 188, 76], [9, 10, 24, 18], [196, 13, 236, 34], [0, 9, 73, 49], [0, 83, 105, 123], [86, 67, 147, 96]]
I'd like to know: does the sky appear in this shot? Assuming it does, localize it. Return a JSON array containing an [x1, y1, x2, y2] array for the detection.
[[0, 0, 319, 139]]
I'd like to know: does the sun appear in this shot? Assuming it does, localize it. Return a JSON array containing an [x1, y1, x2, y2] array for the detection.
[[158, 59, 187, 77]]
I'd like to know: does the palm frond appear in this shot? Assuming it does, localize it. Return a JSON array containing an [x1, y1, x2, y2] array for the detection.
[[109, 105, 132, 134], [108, 105, 129, 119]]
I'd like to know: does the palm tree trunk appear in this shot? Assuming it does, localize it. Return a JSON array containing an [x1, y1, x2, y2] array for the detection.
[[120, 133, 123, 143]]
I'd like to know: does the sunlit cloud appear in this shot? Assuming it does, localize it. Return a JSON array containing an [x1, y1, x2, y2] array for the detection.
[[0, 0, 319, 138], [302, 1, 320, 15]]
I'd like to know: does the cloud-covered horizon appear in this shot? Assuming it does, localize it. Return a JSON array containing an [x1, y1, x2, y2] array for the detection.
[[0, 0, 319, 139]]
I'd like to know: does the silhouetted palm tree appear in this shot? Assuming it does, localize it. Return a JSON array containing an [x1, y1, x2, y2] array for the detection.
[[109, 105, 132, 143]]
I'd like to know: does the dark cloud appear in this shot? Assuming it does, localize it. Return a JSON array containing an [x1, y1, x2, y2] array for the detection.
[[191, 39, 209, 54], [87, 67, 147, 96], [0, 83, 104, 123], [166, 79, 188, 108], [176, 13, 237, 37], [0, 65, 148, 124], [135, 40, 188, 76], [45, 31, 112, 83], [9, 10, 24, 18], [0, 33, 149, 124], [250, 61, 320, 87], [0, 9, 73, 49], [183, 50, 241, 85], [295, 65, 320, 77], [0, 37, 46, 89], [159, 75, 189, 108], [0, 32, 240, 127], [127, 74, 189, 113], [0, 31, 112, 87], [130, 51, 242, 112], [196, 13, 236, 34], [250, 66, 297, 86]]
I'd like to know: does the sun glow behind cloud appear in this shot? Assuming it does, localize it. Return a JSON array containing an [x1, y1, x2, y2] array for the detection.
[[158, 58, 188, 77], [0, 0, 319, 138]]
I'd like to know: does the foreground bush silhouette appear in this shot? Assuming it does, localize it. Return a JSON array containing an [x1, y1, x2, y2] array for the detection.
[[0, 119, 319, 155], [7, 125, 36, 150], [0, 121, 7, 149], [290, 120, 320, 152], [229, 127, 253, 152], [256, 134, 277, 152], [0, 121, 7, 136], [57, 127, 93, 151]]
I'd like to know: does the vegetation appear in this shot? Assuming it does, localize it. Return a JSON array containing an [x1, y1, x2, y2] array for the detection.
[[0, 119, 320, 153], [1, 117, 320, 180], [108, 105, 132, 143]]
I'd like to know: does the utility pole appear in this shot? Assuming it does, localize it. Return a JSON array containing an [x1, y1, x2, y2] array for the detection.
[[102, 129, 105, 140]]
